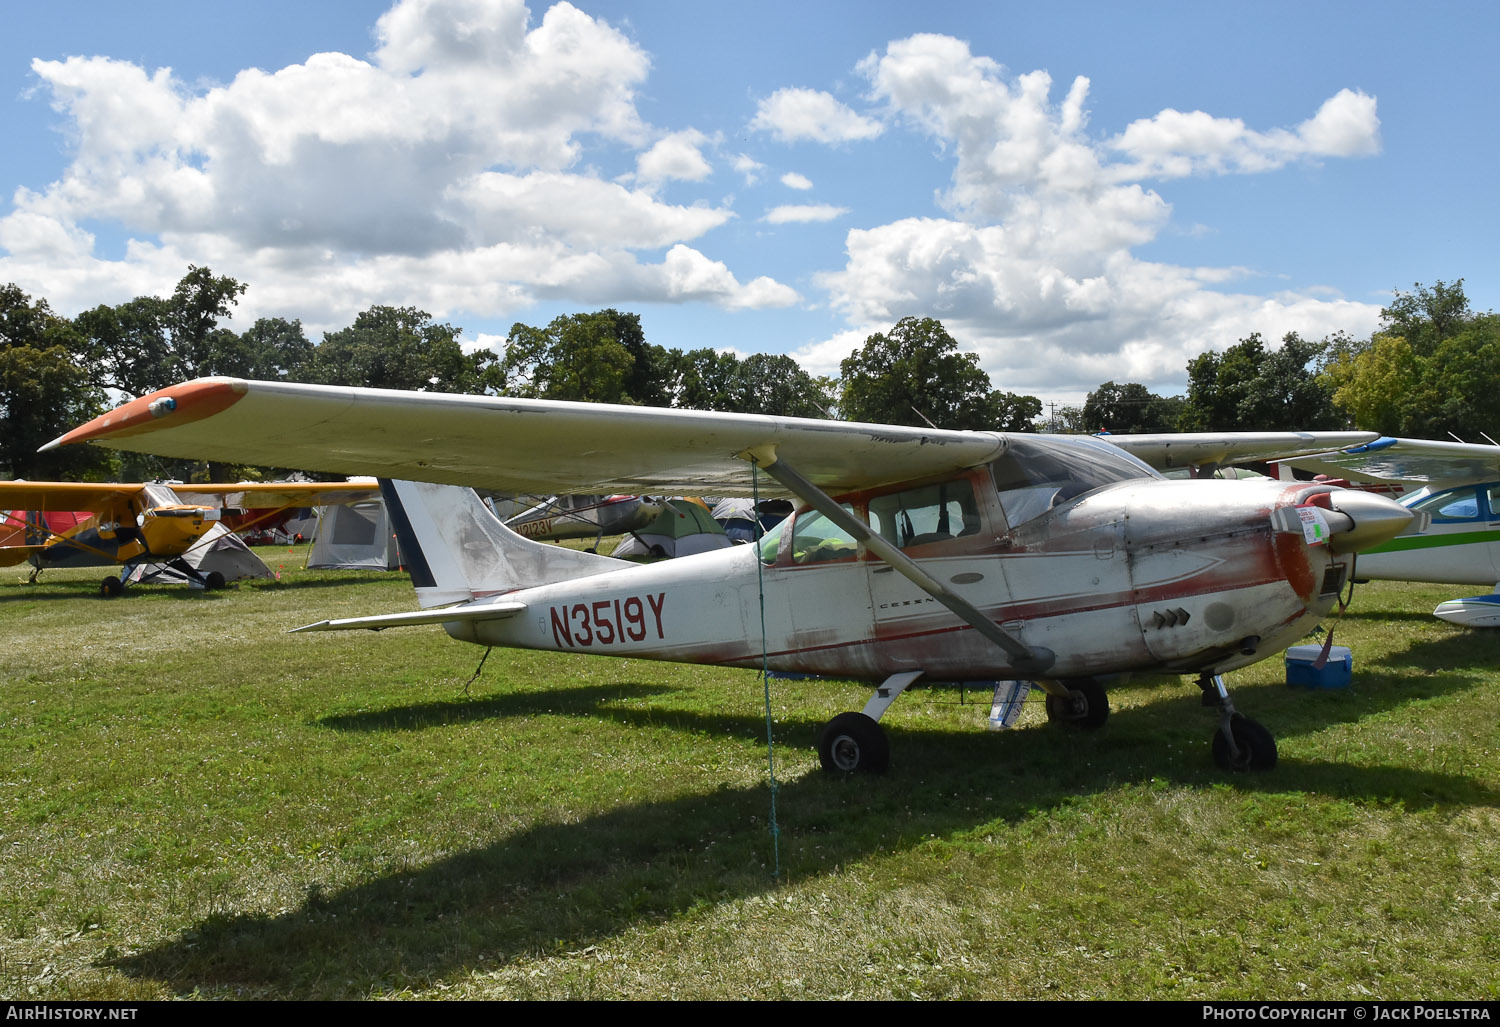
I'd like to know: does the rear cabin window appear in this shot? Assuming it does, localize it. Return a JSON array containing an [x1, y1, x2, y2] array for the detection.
[[868, 479, 979, 549]]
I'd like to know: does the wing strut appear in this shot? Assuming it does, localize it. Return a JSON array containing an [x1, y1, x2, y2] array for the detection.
[[740, 447, 1055, 676]]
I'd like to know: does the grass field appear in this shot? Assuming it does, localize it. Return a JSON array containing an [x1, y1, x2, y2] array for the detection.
[[2, 548, 1497, 1000]]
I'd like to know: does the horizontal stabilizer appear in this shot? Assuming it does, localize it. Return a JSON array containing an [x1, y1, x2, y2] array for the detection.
[[0, 545, 48, 567], [292, 599, 527, 633]]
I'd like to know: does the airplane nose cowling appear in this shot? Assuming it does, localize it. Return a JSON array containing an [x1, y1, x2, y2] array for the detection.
[[1322, 490, 1422, 553]]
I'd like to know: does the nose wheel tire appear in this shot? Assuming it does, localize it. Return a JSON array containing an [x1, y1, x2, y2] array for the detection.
[[1212, 713, 1277, 771], [1044, 677, 1109, 728], [818, 712, 890, 774]]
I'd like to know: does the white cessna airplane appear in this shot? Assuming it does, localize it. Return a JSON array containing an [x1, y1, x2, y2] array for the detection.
[[46, 379, 1414, 773], [1277, 436, 1500, 626]]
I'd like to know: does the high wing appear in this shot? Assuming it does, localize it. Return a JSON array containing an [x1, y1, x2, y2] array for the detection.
[[170, 480, 380, 509], [45, 378, 1008, 496], [1278, 436, 1500, 487], [0, 481, 146, 515], [1103, 431, 1380, 472]]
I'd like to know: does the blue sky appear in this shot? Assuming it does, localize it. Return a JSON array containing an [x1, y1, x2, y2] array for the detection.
[[2, 0, 1495, 406]]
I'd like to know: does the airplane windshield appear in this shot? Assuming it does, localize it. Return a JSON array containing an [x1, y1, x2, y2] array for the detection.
[[990, 434, 1156, 529]]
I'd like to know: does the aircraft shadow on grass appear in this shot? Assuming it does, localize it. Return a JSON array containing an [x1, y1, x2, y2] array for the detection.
[[117, 676, 1500, 997], [0, 573, 395, 605], [315, 683, 688, 734]]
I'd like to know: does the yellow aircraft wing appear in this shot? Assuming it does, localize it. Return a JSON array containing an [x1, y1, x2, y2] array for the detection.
[[170, 480, 380, 509], [46, 378, 1008, 497], [0, 481, 145, 515]]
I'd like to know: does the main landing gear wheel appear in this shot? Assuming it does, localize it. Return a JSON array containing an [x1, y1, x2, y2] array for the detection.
[[1044, 677, 1109, 728], [205, 571, 226, 591], [1212, 713, 1277, 772], [818, 712, 890, 774], [99, 575, 124, 598]]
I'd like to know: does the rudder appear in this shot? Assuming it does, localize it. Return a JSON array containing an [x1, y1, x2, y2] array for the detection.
[[379, 479, 623, 608]]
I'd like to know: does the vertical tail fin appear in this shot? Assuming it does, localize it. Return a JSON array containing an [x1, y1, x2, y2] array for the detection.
[[379, 479, 622, 608]]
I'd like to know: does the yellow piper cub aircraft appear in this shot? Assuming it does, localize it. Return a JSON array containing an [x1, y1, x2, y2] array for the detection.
[[0, 478, 377, 595], [47, 378, 1415, 772]]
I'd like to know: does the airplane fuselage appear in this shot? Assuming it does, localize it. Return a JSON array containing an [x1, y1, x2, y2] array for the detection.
[[443, 474, 1351, 684], [1353, 481, 1500, 586]]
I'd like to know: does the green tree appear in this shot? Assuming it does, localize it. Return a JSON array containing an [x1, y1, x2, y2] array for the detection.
[[1324, 280, 1500, 438], [1180, 332, 1338, 431], [1081, 381, 1184, 433], [726, 353, 832, 418], [315, 306, 491, 393], [0, 284, 111, 479], [224, 317, 317, 381], [1379, 279, 1471, 356], [498, 310, 661, 404], [1048, 404, 1088, 433], [839, 317, 1038, 431], [667, 348, 741, 411], [76, 265, 248, 397]]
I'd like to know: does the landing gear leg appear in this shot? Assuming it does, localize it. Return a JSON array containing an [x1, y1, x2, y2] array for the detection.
[[1198, 673, 1277, 771], [817, 670, 923, 774]]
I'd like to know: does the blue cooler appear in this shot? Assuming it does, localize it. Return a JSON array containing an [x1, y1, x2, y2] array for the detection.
[[1284, 644, 1352, 689]]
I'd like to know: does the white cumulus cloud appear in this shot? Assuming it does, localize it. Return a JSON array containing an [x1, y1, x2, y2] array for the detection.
[[764, 204, 849, 224], [635, 129, 715, 186], [803, 33, 1385, 396], [749, 87, 883, 144], [0, 0, 800, 331]]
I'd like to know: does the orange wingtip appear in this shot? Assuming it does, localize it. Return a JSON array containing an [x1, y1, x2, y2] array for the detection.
[[46, 378, 247, 449]]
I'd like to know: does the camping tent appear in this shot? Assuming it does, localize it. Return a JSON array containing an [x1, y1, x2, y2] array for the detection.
[[307, 499, 401, 570], [129, 520, 274, 584], [612, 499, 731, 558]]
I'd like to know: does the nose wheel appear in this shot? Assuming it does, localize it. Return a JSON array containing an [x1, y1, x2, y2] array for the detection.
[[1212, 713, 1277, 771], [1199, 673, 1277, 771]]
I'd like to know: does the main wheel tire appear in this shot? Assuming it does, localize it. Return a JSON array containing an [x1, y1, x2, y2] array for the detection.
[[818, 712, 890, 774], [1212, 714, 1278, 771], [99, 575, 123, 598], [1044, 677, 1109, 728], [205, 571, 226, 590]]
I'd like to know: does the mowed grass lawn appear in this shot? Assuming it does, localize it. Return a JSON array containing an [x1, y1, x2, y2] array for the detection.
[[2, 548, 1497, 1000]]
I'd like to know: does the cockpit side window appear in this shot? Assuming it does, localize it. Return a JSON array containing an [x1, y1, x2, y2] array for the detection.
[[1411, 486, 1483, 522], [990, 434, 1154, 529], [868, 479, 979, 549], [789, 505, 860, 565]]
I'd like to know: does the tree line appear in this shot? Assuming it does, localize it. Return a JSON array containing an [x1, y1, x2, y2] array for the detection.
[[0, 265, 1489, 481]]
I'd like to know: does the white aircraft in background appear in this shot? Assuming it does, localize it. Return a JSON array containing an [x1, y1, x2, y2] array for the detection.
[[46, 379, 1414, 773], [1273, 436, 1500, 626]]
